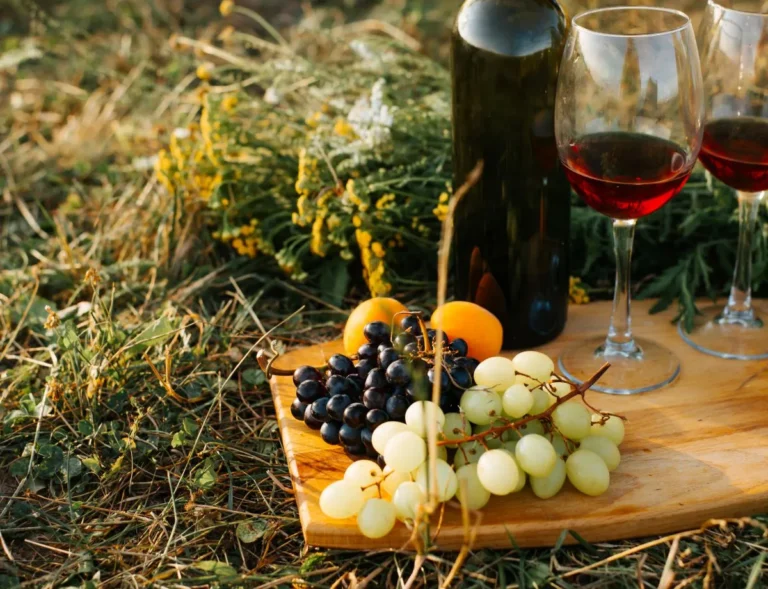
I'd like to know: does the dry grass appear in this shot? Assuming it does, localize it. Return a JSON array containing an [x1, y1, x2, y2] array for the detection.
[[0, 1, 766, 587]]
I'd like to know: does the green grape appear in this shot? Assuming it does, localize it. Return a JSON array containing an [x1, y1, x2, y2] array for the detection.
[[530, 457, 566, 499], [460, 386, 503, 425], [548, 380, 572, 398], [455, 463, 491, 510], [579, 435, 621, 471], [502, 383, 534, 418], [519, 418, 545, 437], [515, 433, 557, 477], [512, 351, 554, 388], [319, 480, 365, 519], [344, 460, 382, 500], [453, 440, 486, 468], [548, 433, 571, 459], [392, 481, 426, 521], [414, 459, 458, 502], [372, 421, 410, 454], [552, 402, 591, 440], [357, 498, 396, 538], [590, 414, 625, 445], [566, 449, 610, 496], [530, 388, 553, 414], [473, 356, 517, 393], [405, 401, 446, 438], [477, 449, 519, 495], [472, 421, 504, 448], [381, 465, 412, 497], [442, 412, 471, 447], [384, 430, 426, 473]]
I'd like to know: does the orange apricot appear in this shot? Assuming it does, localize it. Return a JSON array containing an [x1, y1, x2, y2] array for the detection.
[[430, 301, 503, 361], [343, 297, 409, 355]]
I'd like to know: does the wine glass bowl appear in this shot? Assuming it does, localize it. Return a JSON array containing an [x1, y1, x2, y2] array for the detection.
[[554, 7, 704, 394], [679, 0, 768, 359]]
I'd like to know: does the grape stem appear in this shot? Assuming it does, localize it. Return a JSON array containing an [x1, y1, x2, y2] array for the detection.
[[436, 362, 613, 447]]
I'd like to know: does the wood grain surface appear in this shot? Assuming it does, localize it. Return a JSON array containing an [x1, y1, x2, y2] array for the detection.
[[269, 300, 768, 550]]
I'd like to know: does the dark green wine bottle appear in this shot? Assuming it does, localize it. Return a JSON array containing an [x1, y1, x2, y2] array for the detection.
[[451, 0, 571, 349]]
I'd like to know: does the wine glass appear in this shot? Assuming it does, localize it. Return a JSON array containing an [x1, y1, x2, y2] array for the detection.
[[555, 7, 704, 394], [678, 0, 768, 360]]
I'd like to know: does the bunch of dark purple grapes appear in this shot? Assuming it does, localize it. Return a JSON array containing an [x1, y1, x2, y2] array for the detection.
[[289, 314, 480, 461]]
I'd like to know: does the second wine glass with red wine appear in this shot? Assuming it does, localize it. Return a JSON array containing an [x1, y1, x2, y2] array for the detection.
[[555, 7, 704, 394], [678, 0, 768, 360]]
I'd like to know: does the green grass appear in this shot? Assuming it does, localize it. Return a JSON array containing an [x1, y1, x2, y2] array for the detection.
[[0, 1, 766, 587]]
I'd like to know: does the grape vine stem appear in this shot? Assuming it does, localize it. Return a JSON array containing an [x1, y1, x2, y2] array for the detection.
[[436, 362, 612, 447]]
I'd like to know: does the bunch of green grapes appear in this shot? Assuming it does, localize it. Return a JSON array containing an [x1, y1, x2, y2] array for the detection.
[[319, 351, 625, 539]]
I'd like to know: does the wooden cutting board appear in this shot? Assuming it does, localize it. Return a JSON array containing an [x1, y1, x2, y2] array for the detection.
[[269, 299, 768, 550]]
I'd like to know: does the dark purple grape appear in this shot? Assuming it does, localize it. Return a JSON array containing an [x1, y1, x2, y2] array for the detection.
[[321, 421, 340, 444], [399, 314, 422, 335], [328, 354, 355, 377], [450, 366, 473, 390], [386, 359, 411, 386], [303, 404, 324, 430], [376, 454, 387, 469], [364, 321, 390, 345], [391, 385, 407, 397], [290, 399, 308, 420], [385, 394, 409, 421], [431, 331, 450, 349], [393, 332, 416, 353], [366, 409, 389, 431], [310, 397, 330, 421], [403, 342, 420, 357], [377, 343, 392, 354], [363, 387, 388, 410], [343, 402, 367, 429], [364, 368, 388, 390], [406, 381, 429, 402], [327, 394, 352, 421], [357, 343, 378, 360], [415, 335, 425, 350], [344, 443, 367, 457], [428, 367, 451, 393], [439, 394, 460, 413], [449, 338, 469, 357], [293, 365, 322, 387], [296, 380, 327, 403], [378, 347, 399, 371], [326, 375, 349, 397], [339, 424, 362, 446], [459, 357, 480, 377], [346, 375, 363, 399], [360, 427, 373, 451], [354, 359, 375, 380], [426, 328, 437, 340], [366, 445, 379, 459]]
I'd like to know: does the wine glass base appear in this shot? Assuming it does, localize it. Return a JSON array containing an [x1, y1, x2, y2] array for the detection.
[[557, 335, 680, 395], [678, 305, 768, 360]]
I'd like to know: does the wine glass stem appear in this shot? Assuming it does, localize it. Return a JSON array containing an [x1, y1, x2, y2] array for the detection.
[[722, 191, 766, 321], [605, 219, 638, 355]]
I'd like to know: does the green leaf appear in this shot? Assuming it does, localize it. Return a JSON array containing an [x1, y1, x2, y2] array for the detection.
[[78, 420, 94, 436], [182, 417, 199, 436], [60, 457, 82, 482], [36, 443, 64, 479], [192, 560, 238, 580], [192, 458, 217, 490], [300, 552, 326, 574], [81, 456, 101, 474], [318, 257, 350, 308], [171, 431, 186, 448], [0, 574, 20, 589], [125, 316, 175, 355], [236, 519, 269, 543], [59, 321, 80, 351], [9, 457, 31, 478], [242, 368, 266, 386]]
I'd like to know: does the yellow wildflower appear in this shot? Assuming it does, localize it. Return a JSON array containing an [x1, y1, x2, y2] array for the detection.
[[439, 192, 449, 203], [155, 149, 175, 193], [311, 214, 327, 257], [327, 214, 341, 230], [305, 111, 323, 128], [356, 230, 372, 249], [569, 277, 590, 304], [371, 242, 385, 258], [352, 215, 362, 228], [220, 0, 234, 16], [200, 97, 219, 165], [222, 95, 238, 113], [196, 64, 211, 81], [334, 118, 357, 139], [433, 203, 449, 221], [346, 179, 368, 211], [221, 198, 229, 206], [169, 133, 185, 171], [376, 193, 396, 210], [295, 148, 319, 197]]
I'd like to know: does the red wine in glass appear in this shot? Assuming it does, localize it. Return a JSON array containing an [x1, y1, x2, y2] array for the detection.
[[562, 132, 693, 220], [698, 117, 768, 192]]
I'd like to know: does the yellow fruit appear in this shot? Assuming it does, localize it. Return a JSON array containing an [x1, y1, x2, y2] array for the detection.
[[430, 301, 503, 361], [343, 297, 408, 355]]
